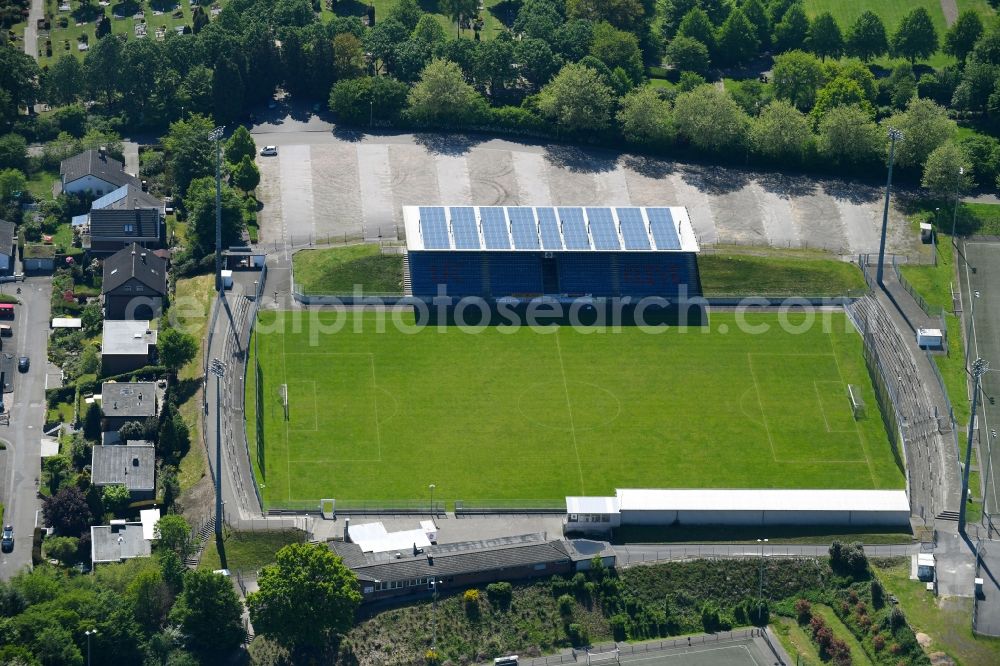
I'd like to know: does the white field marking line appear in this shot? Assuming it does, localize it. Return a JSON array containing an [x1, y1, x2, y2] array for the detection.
[[281, 328, 291, 501], [286, 380, 319, 431], [370, 354, 383, 463], [746, 353, 778, 462], [288, 459, 381, 463], [619, 644, 759, 665], [828, 332, 878, 486], [814, 380, 833, 432], [554, 330, 586, 495]]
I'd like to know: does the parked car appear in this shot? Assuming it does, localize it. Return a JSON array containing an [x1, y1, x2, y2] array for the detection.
[[259, 145, 278, 156], [1, 525, 12, 552], [17, 356, 28, 372]]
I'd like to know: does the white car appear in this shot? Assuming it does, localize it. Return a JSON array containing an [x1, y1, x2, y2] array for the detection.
[[259, 145, 278, 156]]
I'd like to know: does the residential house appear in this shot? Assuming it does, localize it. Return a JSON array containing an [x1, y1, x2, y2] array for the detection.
[[330, 532, 615, 603], [103, 244, 167, 320], [88, 208, 164, 256], [59, 148, 140, 197], [100, 381, 157, 437], [0, 219, 15, 274], [91, 442, 155, 501], [100, 321, 157, 375], [90, 521, 151, 565]]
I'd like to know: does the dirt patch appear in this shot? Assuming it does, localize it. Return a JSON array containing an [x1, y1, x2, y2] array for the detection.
[[929, 651, 956, 665], [178, 473, 214, 527], [940, 0, 958, 26]]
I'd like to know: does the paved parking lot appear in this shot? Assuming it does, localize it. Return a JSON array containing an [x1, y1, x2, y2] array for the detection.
[[253, 131, 918, 258]]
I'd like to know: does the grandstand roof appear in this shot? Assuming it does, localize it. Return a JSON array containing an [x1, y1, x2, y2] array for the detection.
[[615, 489, 910, 514], [403, 206, 699, 253]]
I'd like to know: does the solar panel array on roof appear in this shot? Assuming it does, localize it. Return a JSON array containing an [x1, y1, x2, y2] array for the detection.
[[481, 207, 511, 249], [449, 207, 480, 249], [646, 208, 681, 250], [419, 207, 450, 249], [559, 208, 590, 250], [509, 207, 540, 249], [586, 207, 621, 250], [536, 208, 562, 250], [617, 208, 651, 250], [413, 206, 689, 252]]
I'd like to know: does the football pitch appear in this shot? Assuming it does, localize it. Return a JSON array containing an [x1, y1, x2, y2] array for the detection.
[[246, 311, 904, 508]]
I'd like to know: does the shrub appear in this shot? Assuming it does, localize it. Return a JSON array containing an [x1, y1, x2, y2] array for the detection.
[[486, 582, 512, 608], [795, 598, 812, 624], [870, 578, 885, 609], [463, 588, 480, 619], [889, 606, 906, 630], [873, 633, 886, 651], [566, 622, 588, 647], [557, 593, 574, 616], [610, 613, 628, 641], [701, 602, 722, 633], [425, 648, 442, 665]]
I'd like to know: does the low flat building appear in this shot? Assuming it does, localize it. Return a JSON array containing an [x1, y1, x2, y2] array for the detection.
[[101, 320, 157, 375], [91, 442, 155, 500], [331, 533, 614, 603], [100, 381, 157, 433], [91, 521, 151, 565], [565, 489, 911, 532]]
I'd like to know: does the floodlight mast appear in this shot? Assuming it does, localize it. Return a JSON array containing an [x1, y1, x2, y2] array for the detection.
[[960, 358, 990, 534], [210, 358, 226, 541], [209, 126, 225, 294], [876, 128, 903, 286]]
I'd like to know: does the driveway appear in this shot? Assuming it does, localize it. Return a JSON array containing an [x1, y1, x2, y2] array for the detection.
[[250, 126, 918, 258], [0, 276, 52, 580]]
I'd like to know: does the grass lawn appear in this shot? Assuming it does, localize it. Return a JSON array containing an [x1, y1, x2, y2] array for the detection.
[[959, 203, 1000, 237], [773, 617, 824, 666], [173, 274, 214, 491], [247, 310, 903, 508], [874, 558, 1000, 665], [198, 528, 305, 572], [813, 603, 874, 665], [292, 244, 403, 296], [24, 169, 59, 201], [699, 252, 866, 296]]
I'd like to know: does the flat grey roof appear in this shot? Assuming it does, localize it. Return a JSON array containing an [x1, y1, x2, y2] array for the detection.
[[91, 523, 151, 563], [91, 443, 155, 491], [101, 382, 157, 418], [102, 320, 157, 356]]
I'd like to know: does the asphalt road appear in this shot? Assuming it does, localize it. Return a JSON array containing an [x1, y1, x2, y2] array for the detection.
[[0, 277, 52, 580]]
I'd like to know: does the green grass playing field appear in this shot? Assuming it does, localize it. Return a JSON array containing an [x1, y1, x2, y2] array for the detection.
[[247, 311, 904, 509]]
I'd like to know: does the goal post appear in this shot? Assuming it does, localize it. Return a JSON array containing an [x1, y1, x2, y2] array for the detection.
[[279, 383, 289, 421], [586, 648, 620, 665], [847, 384, 866, 420]]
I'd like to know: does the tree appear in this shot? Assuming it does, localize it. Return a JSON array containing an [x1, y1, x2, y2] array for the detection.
[[665, 35, 710, 75], [42, 536, 79, 565], [807, 11, 843, 60], [212, 55, 244, 125], [537, 63, 615, 133], [230, 155, 260, 193], [329, 76, 410, 125], [473, 35, 516, 101], [157, 327, 198, 374], [333, 32, 366, 80], [224, 126, 256, 165], [589, 21, 644, 84], [514, 38, 561, 91], [567, 0, 649, 33], [439, 0, 479, 37], [717, 8, 759, 67], [958, 133, 1000, 186], [118, 420, 147, 443], [179, 65, 214, 117], [740, 0, 771, 48], [163, 114, 216, 196], [96, 12, 111, 39], [662, 0, 699, 38], [845, 11, 888, 62], [43, 55, 85, 107], [0, 44, 40, 125], [388, 0, 423, 30], [887, 97, 956, 169], [922, 142, 974, 200], [515, 0, 564, 42], [247, 543, 362, 653], [772, 50, 824, 109], [811, 77, 874, 121], [617, 87, 674, 147], [0, 133, 27, 171], [891, 7, 938, 64], [0, 168, 25, 203], [751, 101, 812, 162], [155, 514, 193, 560], [406, 59, 486, 125], [83, 402, 102, 441], [127, 566, 173, 630], [677, 8, 716, 56], [102, 484, 132, 515], [43, 455, 71, 494], [773, 2, 809, 53], [673, 85, 751, 153], [945, 10, 984, 64], [42, 486, 93, 537], [184, 176, 244, 257], [171, 570, 245, 660]]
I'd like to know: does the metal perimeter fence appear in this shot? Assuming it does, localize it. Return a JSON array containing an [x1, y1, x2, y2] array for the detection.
[[504, 628, 780, 666], [245, 263, 268, 514], [893, 259, 945, 320], [263, 498, 566, 515], [613, 544, 915, 567]]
